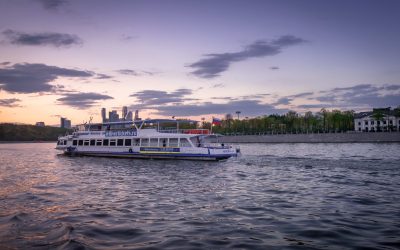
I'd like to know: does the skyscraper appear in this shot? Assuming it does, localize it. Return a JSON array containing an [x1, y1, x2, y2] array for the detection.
[[60, 117, 71, 128], [101, 108, 107, 122], [122, 106, 128, 120], [134, 110, 140, 120], [109, 110, 119, 122], [60, 117, 66, 128], [126, 111, 133, 121], [64, 119, 71, 129]]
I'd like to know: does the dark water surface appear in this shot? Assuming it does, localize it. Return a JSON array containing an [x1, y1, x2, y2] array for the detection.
[[1, 143, 399, 249]]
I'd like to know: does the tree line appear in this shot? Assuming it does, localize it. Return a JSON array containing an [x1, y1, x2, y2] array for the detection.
[[201, 109, 356, 135], [0, 123, 71, 141]]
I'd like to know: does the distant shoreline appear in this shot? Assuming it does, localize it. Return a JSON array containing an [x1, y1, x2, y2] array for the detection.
[[2, 132, 400, 144], [216, 132, 400, 143], [0, 141, 56, 143]]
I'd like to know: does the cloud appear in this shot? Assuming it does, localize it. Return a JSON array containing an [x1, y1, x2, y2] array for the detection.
[[95, 73, 113, 79], [117, 69, 140, 76], [212, 83, 225, 88], [120, 34, 138, 41], [188, 35, 307, 78], [130, 89, 195, 107], [211, 96, 237, 101], [35, 0, 67, 10], [0, 98, 21, 107], [273, 97, 293, 105], [385, 84, 400, 91], [117, 69, 156, 76], [128, 84, 399, 118], [289, 92, 314, 98], [305, 84, 400, 110], [210, 93, 269, 101], [118, 69, 136, 75], [296, 104, 331, 109], [0, 63, 93, 93], [155, 100, 287, 117], [332, 84, 373, 92], [129, 88, 286, 117], [2, 29, 82, 47], [57, 92, 113, 109]]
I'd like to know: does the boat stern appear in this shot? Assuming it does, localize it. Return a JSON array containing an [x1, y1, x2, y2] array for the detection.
[[208, 146, 238, 160]]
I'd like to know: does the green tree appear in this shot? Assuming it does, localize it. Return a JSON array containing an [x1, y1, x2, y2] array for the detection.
[[319, 108, 328, 132]]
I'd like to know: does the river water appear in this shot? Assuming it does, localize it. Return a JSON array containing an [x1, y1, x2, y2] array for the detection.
[[0, 142, 399, 249]]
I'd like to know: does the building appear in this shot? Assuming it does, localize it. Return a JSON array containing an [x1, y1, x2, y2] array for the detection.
[[108, 110, 119, 122], [60, 117, 71, 128], [126, 111, 133, 121], [122, 106, 128, 120], [101, 108, 107, 122], [101, 106, 137, 122], [134, 109, 140, 120], [35, 122, 45, 127], [354, 108, 400, 132]]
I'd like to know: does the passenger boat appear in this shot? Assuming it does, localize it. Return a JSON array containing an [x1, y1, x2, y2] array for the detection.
[[55, 119, 238, 161]]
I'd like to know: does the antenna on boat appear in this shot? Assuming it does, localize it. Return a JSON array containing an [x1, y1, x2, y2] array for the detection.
[[210, 117, 213, 134], [87, 116, 93, 131]]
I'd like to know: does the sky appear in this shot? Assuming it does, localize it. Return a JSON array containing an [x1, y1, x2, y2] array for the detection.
[[0, 0, 399, 125]]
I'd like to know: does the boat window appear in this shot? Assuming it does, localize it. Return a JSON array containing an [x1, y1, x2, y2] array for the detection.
[[110, 139, 116, 146], [103, 139, 109, 146], [169, 138, 178, 147], [141, 138, 149, 147], [180, 138, 192, 147], [64, 140, 67, 145], [73, 140, 77, 146], [190, 137, 202, 147], [160, 138, 167, 147], [150, 138, 158, 147], [78, 140, 83, 146], [96, 140, 102, 146], [125, 139, 132, 146], [117, 139, 124, 146], [134, 139, 140, 146], [84, 140, 90, 146], [90, 139, 96, 146]]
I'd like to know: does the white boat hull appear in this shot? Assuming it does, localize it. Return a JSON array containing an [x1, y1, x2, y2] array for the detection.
[[57, 145, 237, 161]]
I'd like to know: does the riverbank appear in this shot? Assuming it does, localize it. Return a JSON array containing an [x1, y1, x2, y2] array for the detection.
[[216, 132, 400, 143], [0, 123, 70, 141], [0, 141, 56, 143]]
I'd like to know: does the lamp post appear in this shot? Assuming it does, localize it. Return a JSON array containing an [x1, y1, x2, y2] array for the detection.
[[236, 111, 241, 120]]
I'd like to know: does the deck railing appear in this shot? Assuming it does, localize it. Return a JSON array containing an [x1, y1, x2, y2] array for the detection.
[[158, 129, 210, 134]]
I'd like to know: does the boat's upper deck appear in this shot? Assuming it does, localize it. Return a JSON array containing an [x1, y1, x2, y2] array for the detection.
[[72, 119, 209, 138]]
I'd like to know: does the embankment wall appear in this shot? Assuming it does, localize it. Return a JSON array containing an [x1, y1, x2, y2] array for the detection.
[[217, 132, 400, 143]]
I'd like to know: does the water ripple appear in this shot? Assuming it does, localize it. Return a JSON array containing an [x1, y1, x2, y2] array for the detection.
[[0, 142, 399, 249]]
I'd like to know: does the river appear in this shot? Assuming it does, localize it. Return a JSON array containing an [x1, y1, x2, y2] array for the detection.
[[0, 142, 399, 249]]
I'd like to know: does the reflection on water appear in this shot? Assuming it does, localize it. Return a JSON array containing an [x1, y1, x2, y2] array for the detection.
[[0, 142, 399, 249]]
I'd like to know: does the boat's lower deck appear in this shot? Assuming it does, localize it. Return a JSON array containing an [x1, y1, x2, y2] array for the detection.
[[58, 145, 237, 161], [63, 150, 234, 161]]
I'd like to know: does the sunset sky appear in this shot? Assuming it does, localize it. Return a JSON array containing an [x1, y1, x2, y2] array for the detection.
[[0, 0, 399, 125]]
